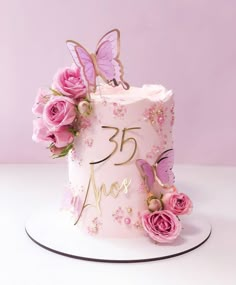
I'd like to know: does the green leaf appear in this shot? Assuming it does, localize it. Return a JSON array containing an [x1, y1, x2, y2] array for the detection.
[[68, 126, 78, 136], [52, 143, 74, 159]]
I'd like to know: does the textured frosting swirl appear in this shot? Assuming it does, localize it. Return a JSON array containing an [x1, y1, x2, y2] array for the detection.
[[92, 84, 173, 103]]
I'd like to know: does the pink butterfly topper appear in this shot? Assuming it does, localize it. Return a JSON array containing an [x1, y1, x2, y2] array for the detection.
[[136, 149, 175, 191], [66, 29, 129, 93]]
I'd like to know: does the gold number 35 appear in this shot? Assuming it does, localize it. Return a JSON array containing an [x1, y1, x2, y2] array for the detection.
[[90, 126, 141, 166]]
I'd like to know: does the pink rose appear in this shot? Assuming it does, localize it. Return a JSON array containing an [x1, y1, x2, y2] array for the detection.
[[162, 192, 193, 215], [43, 96, 76, 128], [32, 88, 51, 116], [33, 118, 74, 147], [32, 118, 52, 143], [52, 66, 87, 99], [142, 210, 182, 243], [50, 126, 74, 148]]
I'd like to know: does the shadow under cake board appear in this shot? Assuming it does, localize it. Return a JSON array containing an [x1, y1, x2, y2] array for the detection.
[[25, 208, 211, 263]]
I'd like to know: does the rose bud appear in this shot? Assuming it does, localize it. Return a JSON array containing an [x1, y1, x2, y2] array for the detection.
[[148, 198, 162, 212], [78, 100, 92, 116]]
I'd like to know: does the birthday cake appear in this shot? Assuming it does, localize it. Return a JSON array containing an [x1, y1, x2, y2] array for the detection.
[[32, 29, 192, 243]]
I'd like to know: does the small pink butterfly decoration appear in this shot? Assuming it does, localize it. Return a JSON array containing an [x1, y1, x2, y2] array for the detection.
[[136, 149, 175, 191], [66, 29, 129, 93]]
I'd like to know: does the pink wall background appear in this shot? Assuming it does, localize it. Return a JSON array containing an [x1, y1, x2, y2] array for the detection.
[[0, 0, 235, 165]]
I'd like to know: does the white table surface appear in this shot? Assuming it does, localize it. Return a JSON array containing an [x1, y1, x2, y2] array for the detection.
[[0, 164, 235, 285]]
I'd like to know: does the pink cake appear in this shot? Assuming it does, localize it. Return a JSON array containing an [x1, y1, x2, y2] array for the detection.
[[66, 84, 175, 238], [32, 29, 192, 244]]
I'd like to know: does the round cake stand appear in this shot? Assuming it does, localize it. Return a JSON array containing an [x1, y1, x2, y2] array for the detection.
[[25, 208, 211, 263]]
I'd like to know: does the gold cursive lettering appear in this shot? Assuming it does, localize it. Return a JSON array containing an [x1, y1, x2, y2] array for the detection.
[[74, 164, 131, 224]]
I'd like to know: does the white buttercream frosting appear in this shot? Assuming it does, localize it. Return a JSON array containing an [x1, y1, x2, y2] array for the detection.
[[92, 84, 173, 104]]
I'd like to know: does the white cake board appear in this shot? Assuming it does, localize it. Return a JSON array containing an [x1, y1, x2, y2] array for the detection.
[[25, 207, 211, 263]]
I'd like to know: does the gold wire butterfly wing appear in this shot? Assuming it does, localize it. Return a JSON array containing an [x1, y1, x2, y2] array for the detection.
[[66, 40, 97, 93], [95, 29, 129, 89], [66, 29, 129, 93]]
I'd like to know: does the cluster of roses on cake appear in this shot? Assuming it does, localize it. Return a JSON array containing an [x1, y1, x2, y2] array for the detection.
[[141, 187, 192, 243], [32, 65, 92, 157]]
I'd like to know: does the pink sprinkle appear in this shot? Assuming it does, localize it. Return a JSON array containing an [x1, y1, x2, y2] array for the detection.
[[124, 217, 131, 225], [158, 116, 164, 124]]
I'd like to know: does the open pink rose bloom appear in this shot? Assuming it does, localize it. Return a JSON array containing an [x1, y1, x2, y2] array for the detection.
[[32, 88, 51, 116], [142, 210, 182, 243], [32, 119, 74, 148], [43, 96, 76, 128], [162, 192, 193, 215], [52, 66, 87, 99]]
